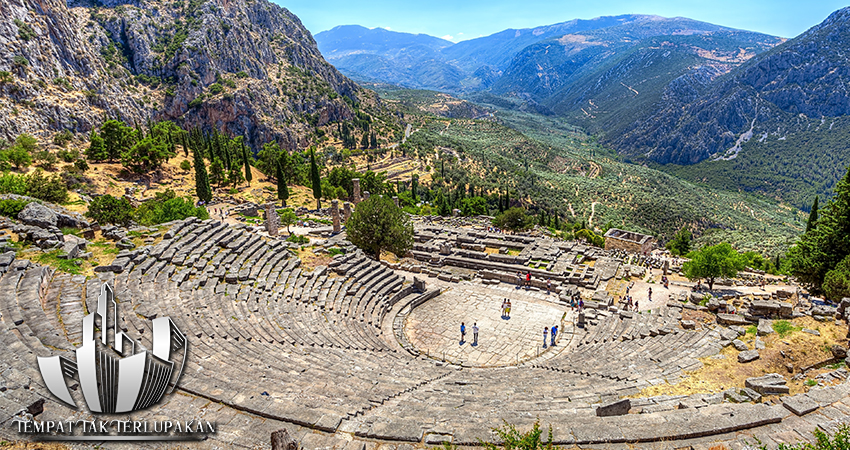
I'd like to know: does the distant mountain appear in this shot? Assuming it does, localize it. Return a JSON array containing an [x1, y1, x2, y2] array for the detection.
[[612, 7, 850, 165], [315, 25, 461, 90], [316, 15, 652, 91], [618, 7, 850, 208]]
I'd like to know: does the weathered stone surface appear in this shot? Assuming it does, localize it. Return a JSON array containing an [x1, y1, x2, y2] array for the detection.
[[782, 394, 819, 416], [738, 350, 759, 363], [732, 339, 748, 351], [595, 398, 630, 417], [717, 313, 751, 326], [18, 202, 57, 228], [680, 320, 695, 330], [757, 319, 774, 336], [270, 428, 297, 450], [746, 373, 789, 395], [832, 345, 848, 359]]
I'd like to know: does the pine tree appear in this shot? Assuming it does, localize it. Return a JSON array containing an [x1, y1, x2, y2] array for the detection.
[[241, 140, 252, 185], [277, 160, 288, 207], [806, 196, 819, 233], [310, 148, 322, 210], [192, 147, 212, 203]]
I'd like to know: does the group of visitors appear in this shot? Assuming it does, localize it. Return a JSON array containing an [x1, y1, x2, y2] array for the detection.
[[500, 298, 512, 319], [543, 325, 558, 348], [459, 322, 480, 346]]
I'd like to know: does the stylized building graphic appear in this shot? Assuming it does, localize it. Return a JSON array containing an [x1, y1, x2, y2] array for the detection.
[[37, 283, 187, 413]]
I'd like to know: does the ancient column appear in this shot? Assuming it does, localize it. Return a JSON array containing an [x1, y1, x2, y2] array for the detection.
[[343, 202, 352, 222], [363, 191, 370, 200], [331, 200, 340, 234], [352, 178, 361, 204], [264, 203, 279, 237], [393, 196, 399, 207]]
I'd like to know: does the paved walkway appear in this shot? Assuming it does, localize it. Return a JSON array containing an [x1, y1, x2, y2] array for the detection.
[[404, 281, 569, 367]]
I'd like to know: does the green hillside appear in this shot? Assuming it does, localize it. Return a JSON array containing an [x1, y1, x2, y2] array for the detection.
[[375, 86, 804, 255]]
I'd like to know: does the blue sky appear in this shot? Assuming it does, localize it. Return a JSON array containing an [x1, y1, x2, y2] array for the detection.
[[274, 0, 849, 41]]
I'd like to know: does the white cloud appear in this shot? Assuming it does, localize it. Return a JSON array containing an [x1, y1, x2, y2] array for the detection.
[[457, 32, 464, 35], [384, 26, 391, 30], [441, 34, 454, 40]]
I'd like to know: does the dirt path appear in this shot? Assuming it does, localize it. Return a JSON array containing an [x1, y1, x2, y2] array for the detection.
[[588, 201, 599, 228]]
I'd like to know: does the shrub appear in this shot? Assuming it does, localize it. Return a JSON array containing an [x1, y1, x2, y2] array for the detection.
[[12, 56, 28, 67], [0, 199, 31, 218], [52, 130, 74, 148], [493, 207, 533, 232], [86, 194, 135, 226], [188, 96, 203, 108], [209, 83, 223, 94], [134, 189, 209, 225], [824, 255, 850, 301], [236, 71, 248, 78], [57, 148, 79, 162], [33, 150, 58, 170], [479, 420, 553, 450], [0, 170, 68, 203], [286, 234, 309, 244], [180, 159, 191, 171], [0, 71, 12, 84], [14, 19, 36, 41]]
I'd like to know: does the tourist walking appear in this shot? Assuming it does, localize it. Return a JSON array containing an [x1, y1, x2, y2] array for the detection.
[[516, 271, 522, 288], [505, 299, 512, 318], [460, 322, 466, 344], [546, 278, 552, 294], [551, 325, 558, 347], [543, 327, 549, 348], [525, 272, 531, 289], [472, 323, 479, 346], [501, 298, 507, 318], [648, 287, 652, 302]]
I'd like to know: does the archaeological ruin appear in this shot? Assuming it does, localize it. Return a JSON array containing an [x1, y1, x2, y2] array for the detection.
[[1, 211, 849, 449]]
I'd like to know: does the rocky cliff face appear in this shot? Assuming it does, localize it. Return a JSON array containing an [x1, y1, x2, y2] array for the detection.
[[0, 0, 371, 151], [611, 7, 850, 164]]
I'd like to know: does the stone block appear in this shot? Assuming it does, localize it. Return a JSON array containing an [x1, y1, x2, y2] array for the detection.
[[717, 313, 752, 326], [732, 339, 748, 351], [746, 373, 789, 395], [757, 319, 774, 336], [782, 394, 819, 416], [738, 350, 759, 363], [681, 320, 696, 330], [595, 398, 630, 417]]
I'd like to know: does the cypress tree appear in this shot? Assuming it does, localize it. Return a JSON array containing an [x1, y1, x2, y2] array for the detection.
[[277, 160, 288, 207], [370, 132, 378, 149], [241, 140, 252, 185], [411, 175, 418, 202], [192, 147, 212, 203], [504, 190, 510, 210], [181, 132, 189, 158], [360, 133, 369, 150], [310, 148, 322, 210], [806, 196, 820, 233]]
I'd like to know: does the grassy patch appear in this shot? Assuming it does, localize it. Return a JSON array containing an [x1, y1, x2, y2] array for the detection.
[[328, 247, 345, 257], [60, 227, 82, 237], [34, 250, 83, 275], [746, 325, 758, 335], [805, 379, 818, 387], [773, 320, 800, 338]]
